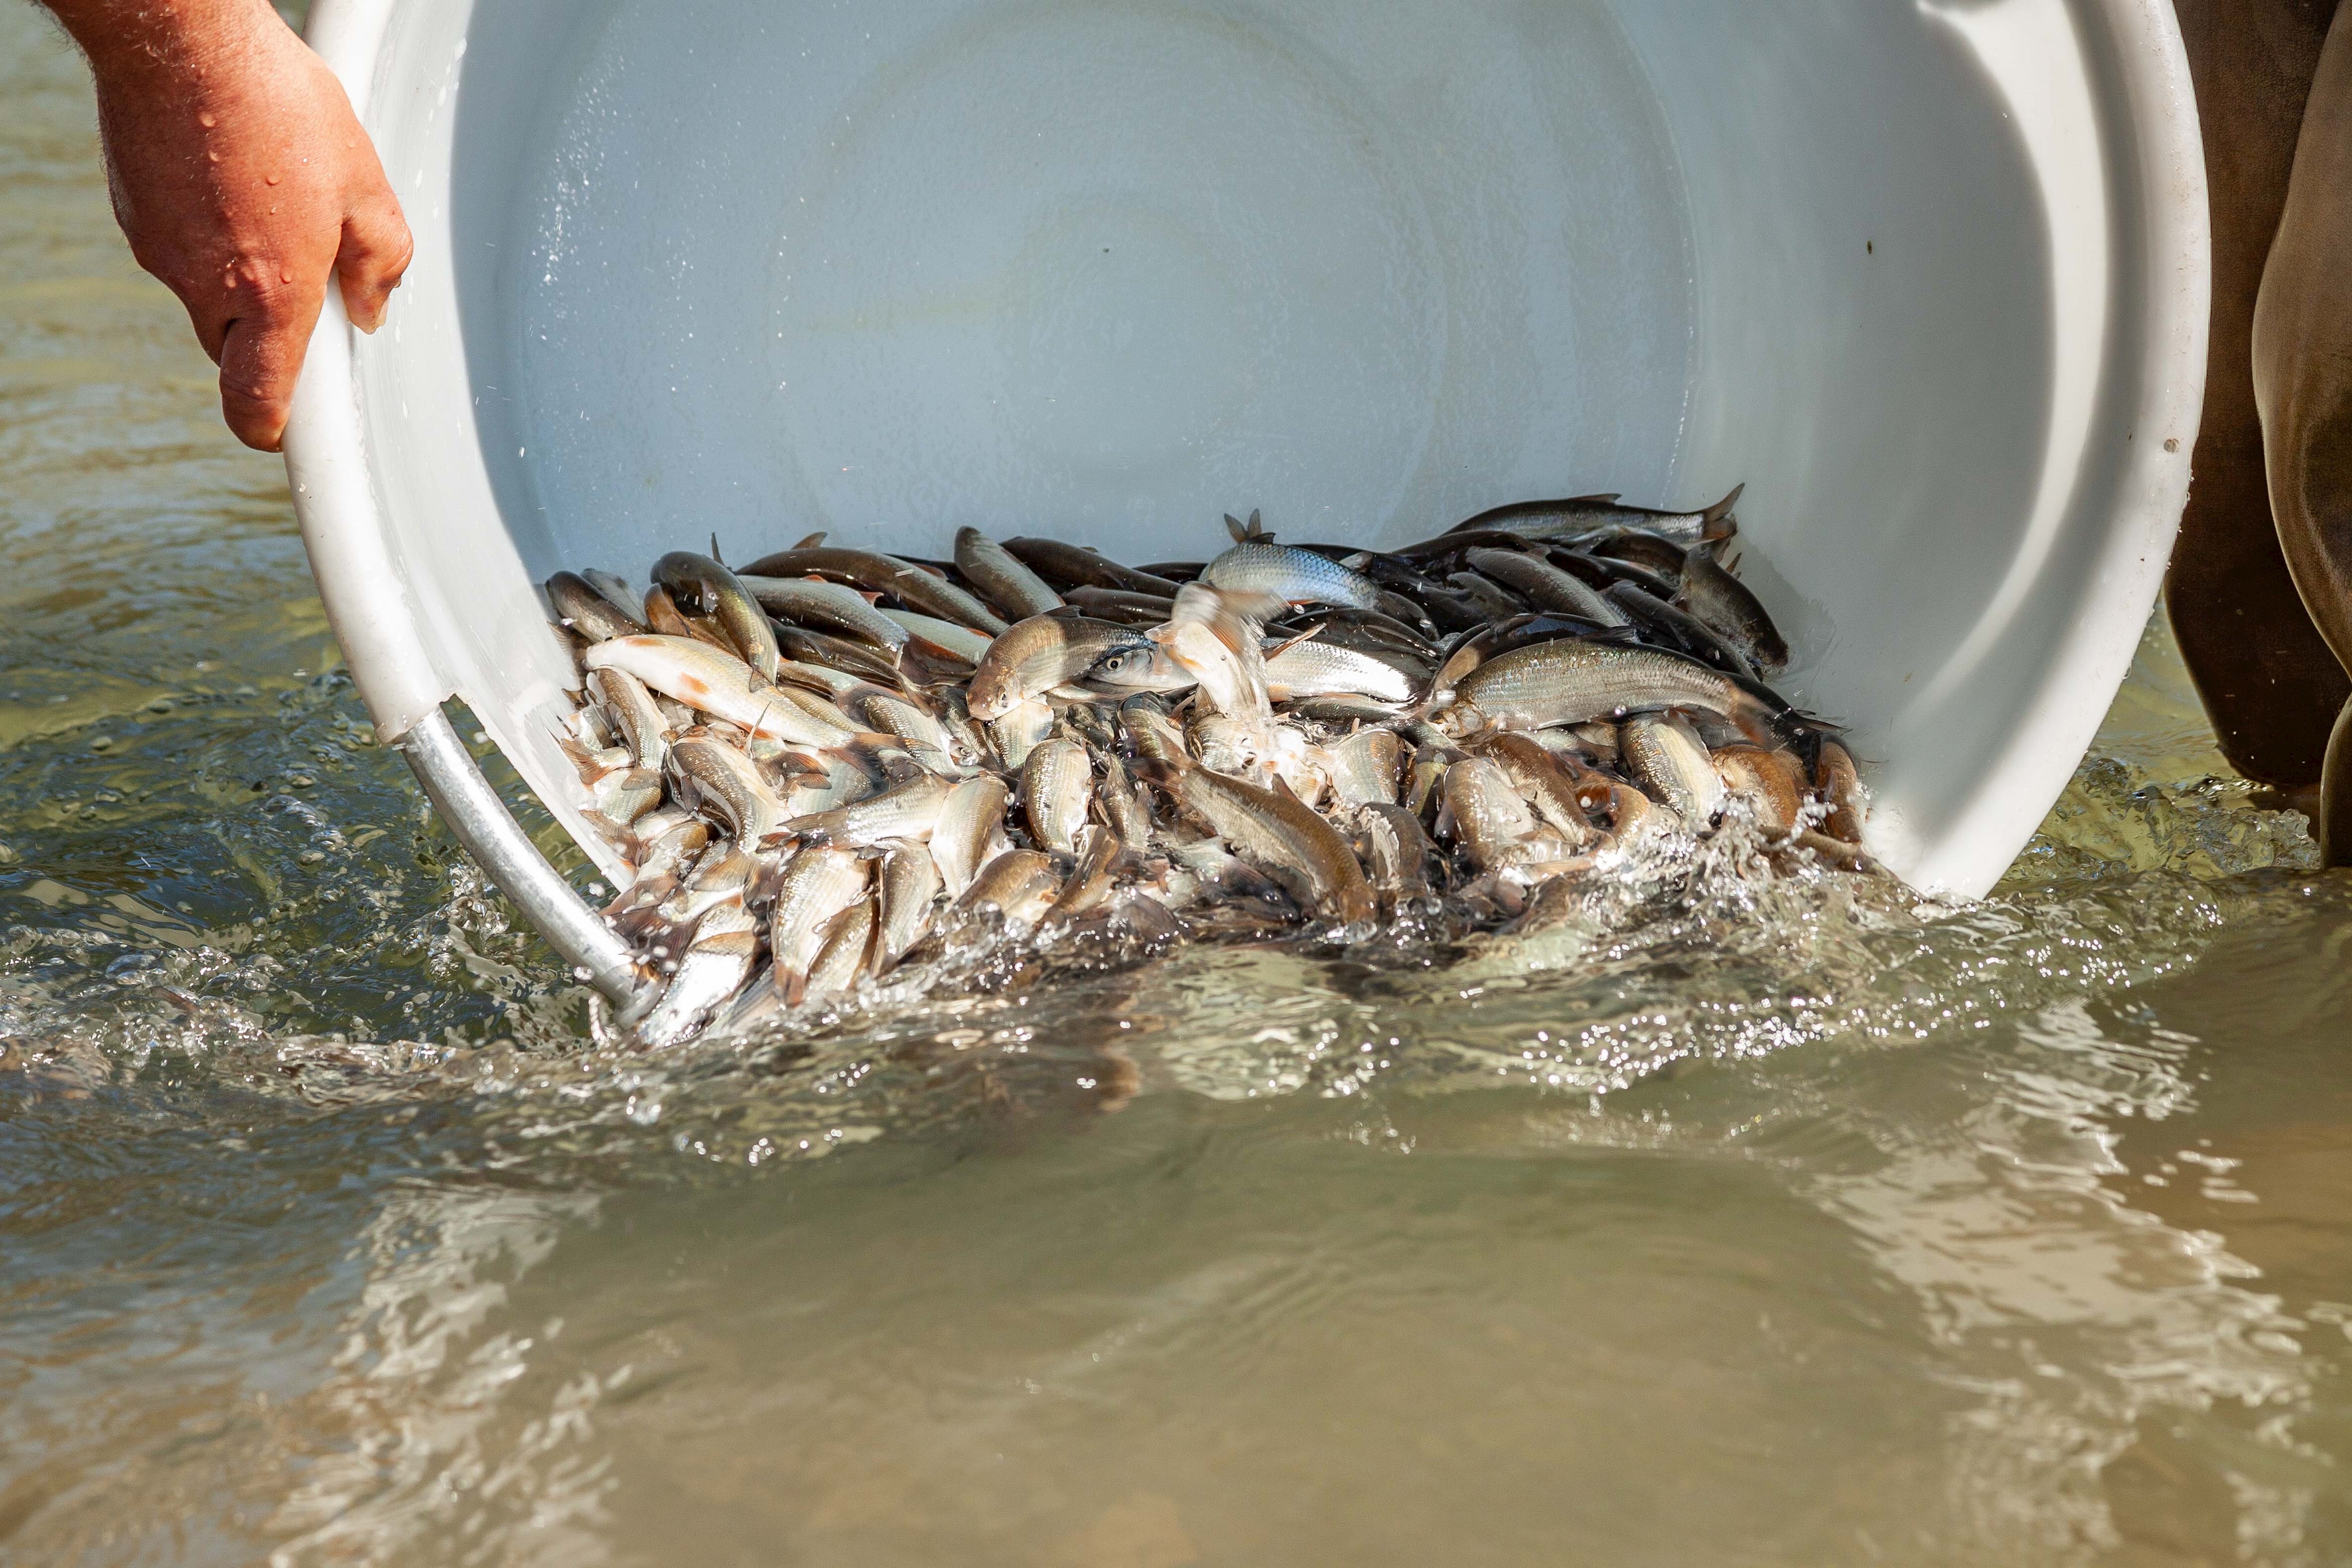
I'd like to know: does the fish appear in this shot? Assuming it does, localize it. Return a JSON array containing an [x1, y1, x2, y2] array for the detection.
[[954, 526, 1065, 620], [546, 571, 645, 642], [803, 899, 876, 1002], [967, 613, 1154, 721], [1425, 613, 1637, 712], [1472, 731, 1603, 849], [1444, 638, 1782, 742], [642, 584, 740, 654], [1075, 639, 1198, 696], [652, 551, 782, 678], [1063, 586, 1181, 625], [1092, 750, 1156, 848], [1353, 802, 1437, 907], [737, 576, 914, 659], [1461, 548, 1630, 626], [1201, 541, 1382, 609], [1712, 744, 1804, 837], [636, 900, 760, 1048], [931, 775, 1014, 896], [1001, 538, 1186, 597], [1579, 526, 1693, 580], [873, 844, 942, 975], [1678, 540, 1790, 673], [1811, 737, 1866, 843], [1263, 637, 1419, 705], [845, 685, 969, 766], [1440, 757, 1586, 884], [1443, 570, 1529, 623], [1042, 824, 1123, 928], [771, 625, 909, 687], [1148, 583, 1280, 721], [590, 667, 672, 773], [879, 610, 994, 666], [581, 568, 643, 621], [1327, 727, 1405, 807], [986, 698, 1057, 771], [786, 771, 954, 847], [1602, 581, 1758, 679], [768, 846, 872, 997], [737, 545, 1009, 634], [1136, 756, 1376, 926], [667, 737, 787, 849], [1621, 713, 1725, 828], [1444, 483, 1743, 545], [1020, 738, 1094, 855], [585, 636, 854, 746], [955, 848, 1062, 930]]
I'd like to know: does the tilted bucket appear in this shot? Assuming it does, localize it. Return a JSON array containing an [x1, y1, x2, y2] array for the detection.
[[284, 0, 2208, 1002]]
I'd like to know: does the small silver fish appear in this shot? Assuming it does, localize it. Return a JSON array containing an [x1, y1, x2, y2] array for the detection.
[[803, 899, 876, 1002], [1445, 640, 1776, 741], [956, 526, 1065, 620], [985, 698, 1055, 773], [1620, 713, 1724, 828], [955, 848, 1062, 931], [1461, 548, 1630, 626], [1020, 738, 1095, 855], [1444, 484, 1743, 545], [547, 572, 646, 642], [874, 843, 943, 975], [1263, 636, 1420, 704], [636, 900, 760, 1048], [968, 614, 1152, 721], [768, 846, 871, 995], [738, 576, 912, 658], [1202, 541, 1381, 609], [1138, 756, 1376, 926], [932, 775, 1014, 896], [1678, 541, 1789, 673], [668, 737, 787, 849], [653, 551, 782, 678], [787, 771, 954, 847], [1326, 728, 1405, 807]]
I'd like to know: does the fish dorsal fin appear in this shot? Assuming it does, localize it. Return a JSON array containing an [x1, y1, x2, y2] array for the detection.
[[1263, 625, 1324, 660], [1269, 772, 1305, 806], [794, 530, 827, 549], [1566, 492, 1622, 504], [710, 533, 727, 566]]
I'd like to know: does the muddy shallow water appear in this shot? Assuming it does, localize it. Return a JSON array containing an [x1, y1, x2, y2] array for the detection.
[[5, 14, 2351, 1565]]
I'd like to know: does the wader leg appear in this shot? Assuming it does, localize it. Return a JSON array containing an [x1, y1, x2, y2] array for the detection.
[[2255, 2, 2352, 864], [2323, 695, 2352, 865], [2167, 0, 2347, 788]]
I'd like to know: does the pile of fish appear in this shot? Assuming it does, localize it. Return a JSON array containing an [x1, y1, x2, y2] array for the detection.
[[543, 484, 1870, 1046]]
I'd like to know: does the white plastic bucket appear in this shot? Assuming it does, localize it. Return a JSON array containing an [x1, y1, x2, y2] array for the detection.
[[287, 0, 2207, 916]]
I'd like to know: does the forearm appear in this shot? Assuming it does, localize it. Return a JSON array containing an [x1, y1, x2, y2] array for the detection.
[[36, 0, 411, 451], [40, 0, 287, 88]]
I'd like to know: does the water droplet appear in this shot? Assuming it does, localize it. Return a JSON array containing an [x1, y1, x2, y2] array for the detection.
[[198, 113, 216, 128], [265, 173, 280, 186]]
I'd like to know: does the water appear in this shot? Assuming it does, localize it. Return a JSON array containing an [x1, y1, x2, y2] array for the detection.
[[7, 15, 2352, 1565]]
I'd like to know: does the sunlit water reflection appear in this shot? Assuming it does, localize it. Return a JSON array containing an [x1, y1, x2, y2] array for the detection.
[[5, 14, 2350, 1565]]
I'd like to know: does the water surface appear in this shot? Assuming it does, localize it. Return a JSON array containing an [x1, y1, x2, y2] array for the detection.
[[5, 14, 2351, 1565]]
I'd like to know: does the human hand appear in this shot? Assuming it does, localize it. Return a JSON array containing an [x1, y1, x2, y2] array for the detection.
[[49, 0, 412, 452]]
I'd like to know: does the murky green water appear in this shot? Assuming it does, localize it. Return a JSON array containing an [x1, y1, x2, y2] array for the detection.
[[7, 14, 2352, 1565]]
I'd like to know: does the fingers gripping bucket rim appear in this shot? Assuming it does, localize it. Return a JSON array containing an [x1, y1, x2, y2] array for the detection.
[[281, 0, 2210, 999]]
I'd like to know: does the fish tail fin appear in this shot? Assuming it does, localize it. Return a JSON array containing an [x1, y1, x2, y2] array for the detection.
[[1701, 483, 1744, 541], [1224, 513, 1251, 545]]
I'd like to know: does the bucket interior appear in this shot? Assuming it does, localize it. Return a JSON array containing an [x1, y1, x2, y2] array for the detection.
[[348, 0, 2179, 894]]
